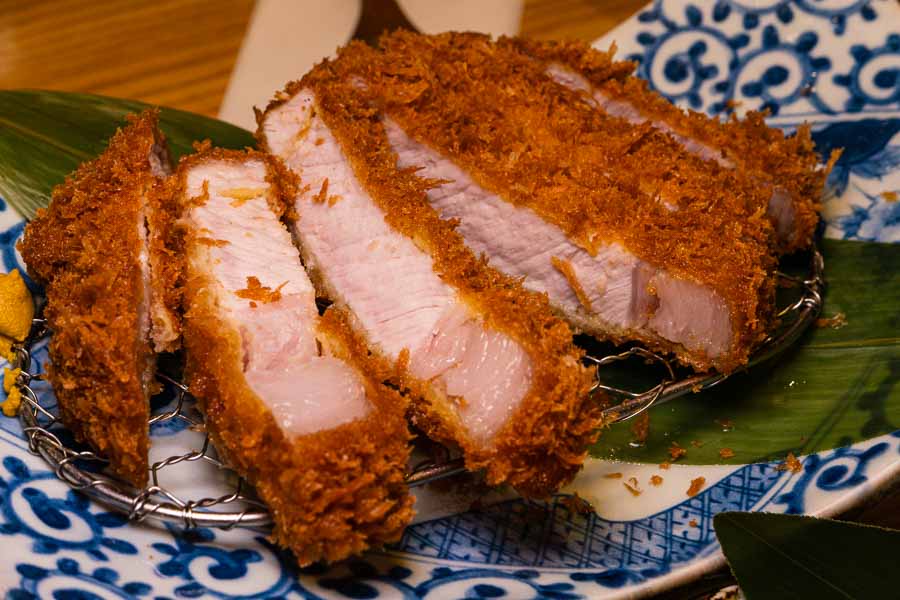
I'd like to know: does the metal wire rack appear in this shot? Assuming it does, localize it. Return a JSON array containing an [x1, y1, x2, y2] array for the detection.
[[13, 247, 824, 530]]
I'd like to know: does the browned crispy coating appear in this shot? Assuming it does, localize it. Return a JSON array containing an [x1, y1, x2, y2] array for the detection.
[[259, 59, 602, 499], [147, 175, 183, 353], [508, 36, 832, 253], [347, 32, 776, 372], [176, 147, 414, 565], [19, 110, 173, 487]]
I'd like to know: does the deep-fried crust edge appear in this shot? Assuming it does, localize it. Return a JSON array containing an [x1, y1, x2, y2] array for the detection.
[[508, 37, 833, 253], [18, 110, 170, 487]]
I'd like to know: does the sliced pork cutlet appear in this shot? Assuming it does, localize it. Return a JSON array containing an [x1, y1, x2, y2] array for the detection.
[[177, 147, 413, 565], [508, 37, 833, 253], [373, 32, 776, 231], [258, 67, 600, 499], [359, 32, 777, 373], [19, 110, 177, 487]]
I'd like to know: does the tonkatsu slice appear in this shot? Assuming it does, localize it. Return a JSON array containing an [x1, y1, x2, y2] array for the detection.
[[20, 110, 177, 487], [259, 66, 600, 498], [177, 147, 413, 565], [510, 37, 832, 252], [362, 33, 776, 372]]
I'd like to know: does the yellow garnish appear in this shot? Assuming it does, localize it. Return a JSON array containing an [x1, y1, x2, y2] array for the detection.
[[2, 367, 21, 417], [221, 187, 266, 207], [0, 269, 34, 361], [1, 385, 21, 417], [3, 367, 20, 394]]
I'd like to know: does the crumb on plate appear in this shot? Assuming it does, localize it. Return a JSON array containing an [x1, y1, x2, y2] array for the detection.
[[687, 476, 706, 497], [669, 441, 687, 461], [624, 477, 642, 497], [776, 452, 803, 473]]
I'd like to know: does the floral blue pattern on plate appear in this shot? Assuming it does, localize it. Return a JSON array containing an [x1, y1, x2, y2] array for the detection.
[[607, 0, 900, 244], [1, 1, 898, 598]]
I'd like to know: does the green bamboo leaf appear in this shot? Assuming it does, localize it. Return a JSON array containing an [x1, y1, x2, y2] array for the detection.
[[714, 512, 900, 599], [0, 90, 255, 219], [592, 238, 900, 464]]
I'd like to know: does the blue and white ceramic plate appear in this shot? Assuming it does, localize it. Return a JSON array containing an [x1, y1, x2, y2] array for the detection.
[[1, 1, 898, 598]]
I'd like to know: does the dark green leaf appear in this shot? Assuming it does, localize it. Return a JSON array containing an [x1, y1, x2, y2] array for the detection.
[[0, 89, 255, 219], [715, 511, 900, 599], [592, 239, 900, 464]]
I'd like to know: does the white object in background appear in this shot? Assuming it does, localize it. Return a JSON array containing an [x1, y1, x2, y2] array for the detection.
[[219, 0, 361, 130], [220, 0, 524, 130], [398, 0, 522, 36]]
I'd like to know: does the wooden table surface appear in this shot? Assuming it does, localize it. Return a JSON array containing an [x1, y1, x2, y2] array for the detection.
[[0, 0, 646, 118]]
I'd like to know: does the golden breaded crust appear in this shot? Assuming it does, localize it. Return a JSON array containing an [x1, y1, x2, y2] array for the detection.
[[177, 148, 414, 566], [509, 37, 833, 252], [147, 174, 183, 353], [502, 36, 635, 83], [259, 58, 603, 498], [18, 110, 171, 487], [355, 32, 776, 372]]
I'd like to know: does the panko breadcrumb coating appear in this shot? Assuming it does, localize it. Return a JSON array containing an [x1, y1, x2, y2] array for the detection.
[[177, 147, 414, 566], [19, 110, 176, 487], [508, 37, 835, 253], [335, 32, 777, 372], [259, 59, 602, 499]]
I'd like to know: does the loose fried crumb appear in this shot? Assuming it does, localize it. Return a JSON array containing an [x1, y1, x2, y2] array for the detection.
[[882, 191, 897, 202], [690, 440, 704, 448], [551, 256, 593, 312], [624, 477, 642, 497], [687, 477, 706, 497], [815, 312, 847, 330], [604, 472, 623, 479], [221, 187, 265, 207], [776, 452, 803, 473], [197, 237, 230, 247], [235, 276, 287, 304], [669, 442, 687, 461], [313, 178, 330, 203], [715, 418, 734, 431], [630, 411, 650, 444], [689, 518, 699, 527], [659, 462, 671, 470], [650, 474, 663, 486], [718, 447, 735, 459]]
